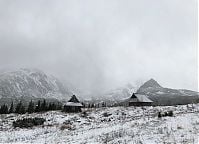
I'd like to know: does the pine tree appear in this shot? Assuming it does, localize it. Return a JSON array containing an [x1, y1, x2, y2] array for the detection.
[[27, 100, 34, 113], [158, 112, 162, 118], [5, 104, 9, 114], [15, 101, 26, 114], [0, 104, 8, 114], [15, 101, 22, 114], [56, 103, 62, 110], [53, 103, 57, 110], [41, 99, 47, 111], [81, 102, 85, 108], [47, 102, 60, 111], [20, 105, 26, 114], [102, 102, 105, 107], [0, 106, 2, 114], [9, 101, 14, 113], [35, 100, 41, 112], [49, 103, 54, 111], [48, 103, 52, 111]]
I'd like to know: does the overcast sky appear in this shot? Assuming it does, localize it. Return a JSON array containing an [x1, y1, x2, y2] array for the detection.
[[0, 0, 197, 93]]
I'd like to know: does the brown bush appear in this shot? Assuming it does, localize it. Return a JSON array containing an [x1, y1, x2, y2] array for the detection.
[[60, 124, 74, 131]]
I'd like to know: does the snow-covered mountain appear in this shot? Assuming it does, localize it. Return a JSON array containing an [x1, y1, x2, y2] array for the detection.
[[137, 79, 199, 105], [137, 78, 199, 97], [0, 69, 72, 103]]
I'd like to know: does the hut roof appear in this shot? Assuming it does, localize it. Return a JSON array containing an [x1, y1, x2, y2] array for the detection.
[[64, 95, 83, 107], [131, 93, 137, 98], [68, 95, 80, 103], [128, 93, 153, 103]]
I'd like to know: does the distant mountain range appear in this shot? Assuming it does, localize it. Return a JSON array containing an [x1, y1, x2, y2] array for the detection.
[[0, 69, 198, 106], [93, 78, 199, 105], [0, 69, 72, 105]]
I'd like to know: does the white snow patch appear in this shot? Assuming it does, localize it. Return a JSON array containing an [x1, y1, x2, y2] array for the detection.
[[0, 104, 199, 144]]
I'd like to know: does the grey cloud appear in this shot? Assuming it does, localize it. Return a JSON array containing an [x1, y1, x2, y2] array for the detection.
[[0, 0, 197, 93]]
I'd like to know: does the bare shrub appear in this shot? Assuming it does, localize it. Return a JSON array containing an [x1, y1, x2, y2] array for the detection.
[[60, 124, 73, 131], [13, 117, 45, 128], [158, 110, 174, 118], [102, 112, 112, 117], [81, 111, 88, 118]]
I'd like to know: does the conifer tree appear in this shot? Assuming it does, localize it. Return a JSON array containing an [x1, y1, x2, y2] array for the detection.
[[35, 100, 41, 112], [102, 102, 105, 107], [53, 103, 57, 110], [0, 104, 8, 114], [9, 101, 14, 113], [19, 105, 26, 114], [0, 106, 2, 114], [27, 100, 34, 113], [15, 101, 26, 114], [41, 99, 47, 111], [57, 103, 62, 110], [4, 104, 8, 114], [48, 103, 52, 111], [47, 102, 58, 111], [15, 101, 22, 113]]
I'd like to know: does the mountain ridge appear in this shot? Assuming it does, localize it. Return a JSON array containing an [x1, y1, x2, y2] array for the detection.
[[0, 68, 72, 103], [137, 78, 198, 96], [0, 69, 198, 106], [137, 78, 199, 105]]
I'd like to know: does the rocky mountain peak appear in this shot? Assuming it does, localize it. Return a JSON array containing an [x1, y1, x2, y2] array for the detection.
[[139, 78, 162, 89], [0, 68, 72, 101]]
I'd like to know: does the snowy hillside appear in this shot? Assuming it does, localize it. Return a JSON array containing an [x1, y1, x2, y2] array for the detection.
[[0, 104, 199, 143], [0, 69, 72, 103]]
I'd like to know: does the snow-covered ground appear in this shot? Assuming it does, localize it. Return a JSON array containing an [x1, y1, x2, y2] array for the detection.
[[0, 104, 199, 144]]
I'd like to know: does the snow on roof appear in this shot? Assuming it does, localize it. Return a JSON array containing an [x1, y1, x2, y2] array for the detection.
[[68, 95, 80, 103], [129, 93, 153, 103], [64, 102, 83, 107]]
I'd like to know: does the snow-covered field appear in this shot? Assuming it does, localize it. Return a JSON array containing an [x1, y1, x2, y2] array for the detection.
[[0, 104, 199, 144]]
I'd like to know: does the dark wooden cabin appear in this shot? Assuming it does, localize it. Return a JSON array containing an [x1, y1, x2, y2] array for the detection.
[[123, 93, 153, 106], [63, 95, 83, 112]]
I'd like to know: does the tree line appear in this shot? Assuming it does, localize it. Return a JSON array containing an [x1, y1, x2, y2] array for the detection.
[[0, 100, 62, 114], [82, 102, 108, 108]]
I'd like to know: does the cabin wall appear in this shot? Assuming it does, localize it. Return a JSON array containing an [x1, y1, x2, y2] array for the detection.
[[63, 105, 82, 112], [129, 102, 152, 106]]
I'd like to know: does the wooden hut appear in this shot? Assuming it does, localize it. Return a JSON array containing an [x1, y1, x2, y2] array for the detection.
[[123, 93, 153, 106], [63, 95, 83, 112]]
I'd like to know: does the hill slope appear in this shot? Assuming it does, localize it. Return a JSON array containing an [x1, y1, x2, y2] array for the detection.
[[0, 104, 199, 143]]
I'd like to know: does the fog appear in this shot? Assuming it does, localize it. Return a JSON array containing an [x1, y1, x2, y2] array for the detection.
[[0, 0, 197, 93]]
